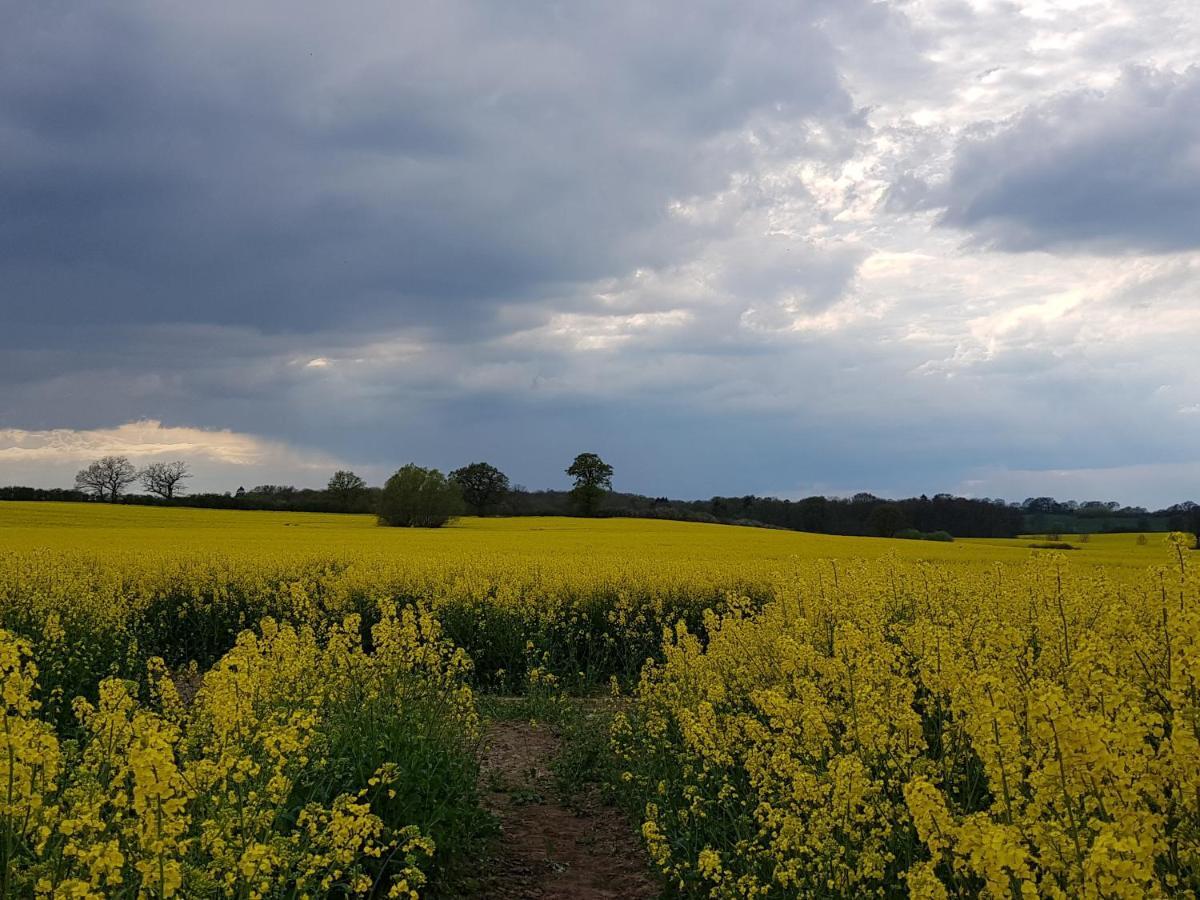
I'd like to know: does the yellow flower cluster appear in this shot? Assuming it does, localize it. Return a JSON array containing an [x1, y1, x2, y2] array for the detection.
[[1, 600, 471, 897], [614, 541, 1200, 897]]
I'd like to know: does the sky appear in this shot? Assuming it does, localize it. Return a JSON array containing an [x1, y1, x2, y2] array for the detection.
[[2, 0, 1199, 507]]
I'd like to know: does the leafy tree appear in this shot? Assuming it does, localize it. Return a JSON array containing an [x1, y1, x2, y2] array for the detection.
[[866, 502, 907, 538], [75, 455, 138, 502], [378, 464, 462, 528], [327, 470, 368, 511], [140, 460, 192, 499], [566, 452, 613, 517], [449, 462, 510, 515]]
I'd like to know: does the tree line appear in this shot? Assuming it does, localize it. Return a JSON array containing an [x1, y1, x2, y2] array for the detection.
[[1, 452, 1197, 541], [0, 453, 614, 527]]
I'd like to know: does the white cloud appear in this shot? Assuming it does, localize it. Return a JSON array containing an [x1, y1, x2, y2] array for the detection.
[[507, 309, 694, 353], [0, 421, 344, 492], [0, 420, 333, 466]]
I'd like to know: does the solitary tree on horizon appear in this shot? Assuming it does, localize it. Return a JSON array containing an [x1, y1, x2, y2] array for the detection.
[[450, 462, 510, 515], [566, 452, 613, 517], [327, 470, 368, 511], [75, 455, 138, 502]]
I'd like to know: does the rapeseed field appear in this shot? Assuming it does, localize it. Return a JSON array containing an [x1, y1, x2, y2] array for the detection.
[[0, 501, 1165, 568], [1, 502, 1196, 896]]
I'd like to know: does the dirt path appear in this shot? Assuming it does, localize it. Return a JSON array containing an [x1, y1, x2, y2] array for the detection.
[[472, 720, 660, 899]]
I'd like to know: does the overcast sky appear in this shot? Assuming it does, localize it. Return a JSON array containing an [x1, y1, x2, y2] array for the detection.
[[2, 0, 1199, 506]]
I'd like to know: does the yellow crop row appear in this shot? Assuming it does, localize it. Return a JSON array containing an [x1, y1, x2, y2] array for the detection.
[[2, 601, 477, 898], [614, 537, 1200, 897]]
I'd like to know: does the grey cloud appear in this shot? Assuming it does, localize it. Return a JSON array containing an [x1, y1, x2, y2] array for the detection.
[[6, 2, 1200, 508], [931, 66, 1200, 252], [0, 0, 861, 340]]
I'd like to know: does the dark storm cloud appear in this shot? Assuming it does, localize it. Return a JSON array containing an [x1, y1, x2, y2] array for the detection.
[[0, 0, 858, 339], [931, 66, 1200, 253]]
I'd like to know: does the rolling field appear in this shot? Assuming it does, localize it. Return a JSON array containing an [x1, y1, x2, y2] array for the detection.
[[0, 500, 1168, 566], [2, 502, 1197, 897]]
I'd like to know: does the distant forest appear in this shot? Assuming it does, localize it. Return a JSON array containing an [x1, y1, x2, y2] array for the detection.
[[4, 479, 1199, 540]]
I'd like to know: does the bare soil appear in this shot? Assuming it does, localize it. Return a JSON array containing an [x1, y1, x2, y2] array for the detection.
[[469, 720, 660, 899]]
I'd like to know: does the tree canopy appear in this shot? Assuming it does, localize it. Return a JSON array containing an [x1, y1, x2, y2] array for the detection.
[[327, 470, 368, 511], [566, 452, 613, 516], [450, 462, 510, 515], [378, 465, 462, 528]]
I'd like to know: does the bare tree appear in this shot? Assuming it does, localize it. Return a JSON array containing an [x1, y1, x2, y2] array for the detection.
[[141, 460, 192, 499], [75, 455, 138, 502]]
